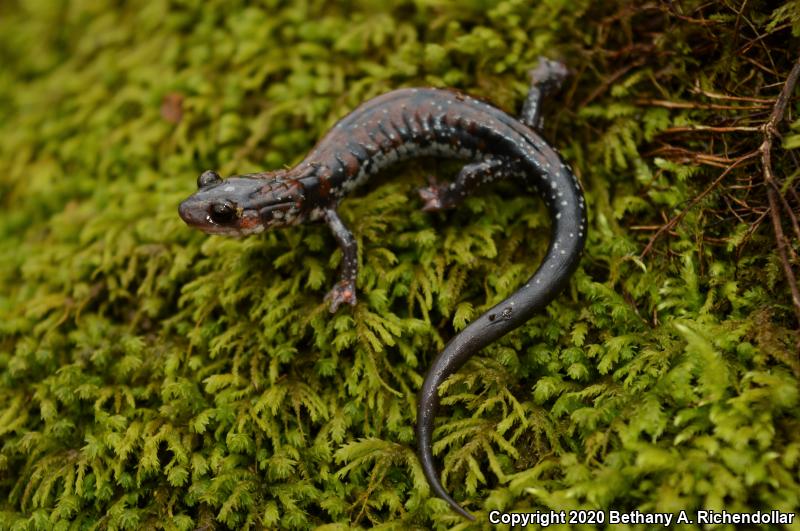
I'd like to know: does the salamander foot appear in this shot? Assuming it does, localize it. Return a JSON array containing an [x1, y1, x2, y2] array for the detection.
[[528, 57, 569, 96], [520, 57, 570, 129], [418, 178, 455, 212], [325, 279, 357, 312]]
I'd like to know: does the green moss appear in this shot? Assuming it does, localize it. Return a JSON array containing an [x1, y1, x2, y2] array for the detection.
[[1, 0, 799, 529]]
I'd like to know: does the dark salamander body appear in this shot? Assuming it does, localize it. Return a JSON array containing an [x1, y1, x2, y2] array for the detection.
[[179, 59, 587, 519]]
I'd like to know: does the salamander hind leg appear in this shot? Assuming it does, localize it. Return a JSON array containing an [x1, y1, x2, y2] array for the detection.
[[520, 57, 569, 130], [418, 159, 507, 212], [323, 208, 358, 312]]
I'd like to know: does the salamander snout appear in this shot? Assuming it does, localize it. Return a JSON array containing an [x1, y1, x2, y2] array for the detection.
[[177, 200, 199, 226]]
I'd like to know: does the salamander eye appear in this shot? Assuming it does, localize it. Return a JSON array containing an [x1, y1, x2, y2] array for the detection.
[[197, 170, 222, 189], [209, 201, 237, 225]]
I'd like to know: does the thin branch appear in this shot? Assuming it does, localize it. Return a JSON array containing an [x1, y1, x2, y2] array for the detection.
[[629, 225, 665, 231], [688, 87, 775, 103], [760, 55, 800, 327], [580, 59, 646, 107], [690, 81, 775, 104], [737, 22, 793, 55], [743, 54, 781, 77], [660, 124, 761, 134], [643, 145, 757, 167], [636, 98, 772, 110], [773, 181, 800, 252], [640, 152, 758, 258]]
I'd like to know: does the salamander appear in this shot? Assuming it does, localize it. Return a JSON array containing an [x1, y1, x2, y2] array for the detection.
[[178, 58, 587, 519]]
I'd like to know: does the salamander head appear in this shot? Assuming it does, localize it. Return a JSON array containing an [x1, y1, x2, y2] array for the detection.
[[178, 170, 305, 236]]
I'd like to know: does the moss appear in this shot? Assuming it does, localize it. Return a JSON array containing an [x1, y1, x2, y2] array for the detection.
[[1, 0, 799, 529]]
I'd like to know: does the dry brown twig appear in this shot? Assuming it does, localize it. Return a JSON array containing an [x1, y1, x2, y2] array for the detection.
[[660, 125, 760, 134], [640, 151, 758, 258], [760, 55, 800, 327], [641, 54, 800, 334], [635, 98, 772, 111], [689, 83, 775, 103], [643, 145, 755, 167]]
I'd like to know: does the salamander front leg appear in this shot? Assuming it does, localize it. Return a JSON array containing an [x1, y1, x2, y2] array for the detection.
[[418, 159, 507, 212], [323, 208, 358, 312], [520, 57, 569, 130]]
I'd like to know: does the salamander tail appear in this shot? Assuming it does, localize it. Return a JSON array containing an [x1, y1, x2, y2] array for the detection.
[[416, 388, 475, 520], [415, 165, 586, 518]]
